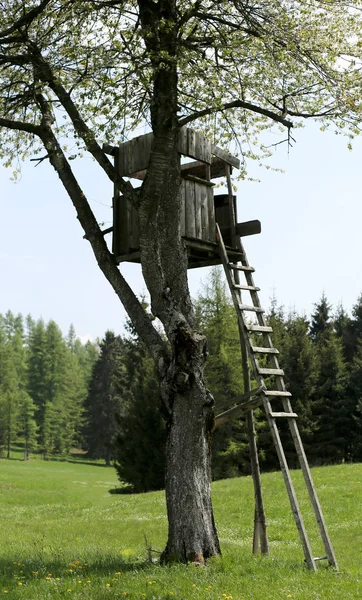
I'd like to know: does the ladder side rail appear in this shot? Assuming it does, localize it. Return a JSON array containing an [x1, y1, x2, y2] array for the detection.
[[281, 399, 339, 569], [217, 224, 316, 568], [262, 395, 317, 571], [217, 223, 269, 555]]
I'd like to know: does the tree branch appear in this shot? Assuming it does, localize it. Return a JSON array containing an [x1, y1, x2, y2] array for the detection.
[[33, 93, 169, 370], [0, 0, 52, 39], [0, 116, 41, 135], [178, 99, 294, 129]]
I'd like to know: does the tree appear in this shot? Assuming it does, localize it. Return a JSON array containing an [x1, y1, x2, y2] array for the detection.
[[1, 0, 362, 563], [83, 331, 125, 465], [309, 298, 350, 464], [17, 391, 38, 460], [195, 268, 251, 479], [114, 334, 167, 492]]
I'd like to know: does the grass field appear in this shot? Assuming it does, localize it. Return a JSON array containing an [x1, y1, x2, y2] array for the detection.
[[0, 457, 361, 600]]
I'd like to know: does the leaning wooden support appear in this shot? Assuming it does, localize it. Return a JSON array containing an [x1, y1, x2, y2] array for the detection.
[[214, 387, 264, 428], [224, 165, 269, 556]]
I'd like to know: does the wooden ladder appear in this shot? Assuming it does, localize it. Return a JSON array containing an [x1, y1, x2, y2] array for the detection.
[[216, 223, 338, 571]]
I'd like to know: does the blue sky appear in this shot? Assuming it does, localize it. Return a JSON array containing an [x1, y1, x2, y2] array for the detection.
[[1, 122, 361, 341]]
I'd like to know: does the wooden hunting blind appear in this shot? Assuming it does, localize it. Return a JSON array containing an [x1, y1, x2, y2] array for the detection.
[[104, 129, 338, 569], [106, 128, 261, 268]]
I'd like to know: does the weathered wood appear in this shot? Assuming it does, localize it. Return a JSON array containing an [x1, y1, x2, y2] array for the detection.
[[235, 220, 261, 237], [103, 142, 118, 156], [185, 179, 196, 238], [212, 144, 240, 168], [251, 346, 279, 354], [247, 325, 273, 333], [238, 304, 265, 313], [183, 174, 215, 187], [180, 181, 186, 237], [263, 390, 292, 397], [228, 263, 255, 272], [270, 412, 298, 418], [215, 393, 264, 428], [257, 367, 284, 376]]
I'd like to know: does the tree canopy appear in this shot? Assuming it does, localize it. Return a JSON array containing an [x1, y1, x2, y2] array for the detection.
[[2, 0, 362, 564]]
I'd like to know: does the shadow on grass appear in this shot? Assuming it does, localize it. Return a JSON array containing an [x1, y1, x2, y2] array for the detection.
[[0, 555, 151, 579]]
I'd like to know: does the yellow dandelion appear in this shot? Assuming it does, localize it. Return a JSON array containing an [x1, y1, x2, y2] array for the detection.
[[192, 584, 196, 587], [148, 581, 153, 585], [106, 583, 111, 587], [115, 572, 121, 575], [19, 570, 23, 574], [17, 563, 21, 566], [69, 569, 73, 573], [67, 589, 72, 593], [17, 582, 23, 586], [87, 580, 91, 583], [56, 578, 60, 581], [3, 590, 8, 594]]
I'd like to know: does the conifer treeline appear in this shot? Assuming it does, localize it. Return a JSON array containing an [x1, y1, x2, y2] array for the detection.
[[0, 312, 98, 459], [2, 270, 362, 491]]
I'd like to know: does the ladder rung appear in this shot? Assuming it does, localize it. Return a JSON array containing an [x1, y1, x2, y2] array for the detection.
[[258, 368, 284, 376], [247, 325, 273, 333], [263, 390, 292, 397], [251, 346, 279, 354], [229, 263, 255, 272], [270, 411, 298, 418], [238, 304, 265, 313], [233, 284, 260, 292]]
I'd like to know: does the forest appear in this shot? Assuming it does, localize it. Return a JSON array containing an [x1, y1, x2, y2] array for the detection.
[[1, 267, 362, 492]]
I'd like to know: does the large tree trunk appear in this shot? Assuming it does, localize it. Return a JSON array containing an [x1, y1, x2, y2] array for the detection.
[[162, 381, 220, 563]]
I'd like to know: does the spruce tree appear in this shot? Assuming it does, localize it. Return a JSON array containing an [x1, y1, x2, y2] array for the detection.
[[83, 331, 125, 465], [310, 298, 350, 464], [114, 334, 166, 492]]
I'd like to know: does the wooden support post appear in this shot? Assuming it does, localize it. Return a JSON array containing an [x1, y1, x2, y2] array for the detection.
[[224, 165, 269, 555]]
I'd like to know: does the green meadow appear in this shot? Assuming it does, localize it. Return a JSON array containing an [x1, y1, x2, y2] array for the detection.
[[0, 457, 361, 600]]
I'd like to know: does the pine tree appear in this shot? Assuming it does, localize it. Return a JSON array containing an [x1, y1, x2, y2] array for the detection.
[[83, 331, 125, 465], [310, 293, 332, 341], [0, 323, 21, 458], [114, 334, 166, 492], [17, 391, 38, 460], [310, 302, 350, 464]]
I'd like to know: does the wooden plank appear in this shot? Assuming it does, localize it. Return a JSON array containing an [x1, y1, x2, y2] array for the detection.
[[188, 128, 197, 159], [118, 133, 152, 176], [258, 367, 284, 376], [238, 304, 265, 313], [206, 186, 215, 242], [180, 180, 186, 237], [263, 390, 292, 397], [212, 144, 240, 168], [194, 181, 202, 239], [229, 263, 255, 272], [270, 412, 298, 418], [182, 174, 215, 187], [178, 127, 188, 155], [200, 183, 209, 242], [247, 325, 273, 333], [185, 179, 196, 238], [103, 143, 117, 156], [235, 220, 262, 237], [251, 346, 279, 354]]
